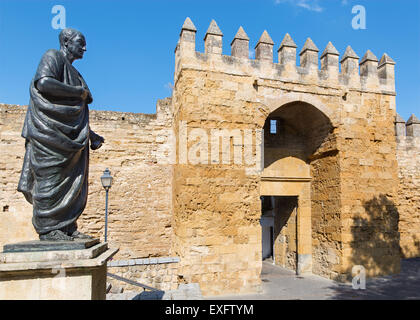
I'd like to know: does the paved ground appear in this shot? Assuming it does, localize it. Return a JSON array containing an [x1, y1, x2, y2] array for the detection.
[[107, 258, 420, 300], [207, 258, 420, 300]]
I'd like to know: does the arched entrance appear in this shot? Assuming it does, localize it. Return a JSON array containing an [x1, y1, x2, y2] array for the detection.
[[260, 98, 334, 275]]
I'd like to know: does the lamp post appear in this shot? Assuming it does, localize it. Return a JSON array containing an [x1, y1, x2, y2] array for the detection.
[[100, 168, 113, 242]]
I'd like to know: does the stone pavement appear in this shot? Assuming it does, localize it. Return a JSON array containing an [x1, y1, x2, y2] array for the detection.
[[206, 258, 420, 300], [107, 258, 420, 300], [107, 283, 203, 300]]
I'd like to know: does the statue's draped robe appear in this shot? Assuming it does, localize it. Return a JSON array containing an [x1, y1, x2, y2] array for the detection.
[[18, 49, 90, 235]]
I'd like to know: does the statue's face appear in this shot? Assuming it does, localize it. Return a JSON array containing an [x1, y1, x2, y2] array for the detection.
[[66, 34, 86, 60]]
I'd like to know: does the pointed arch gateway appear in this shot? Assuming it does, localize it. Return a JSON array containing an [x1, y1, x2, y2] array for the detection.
[[259, 93, 337, 275]]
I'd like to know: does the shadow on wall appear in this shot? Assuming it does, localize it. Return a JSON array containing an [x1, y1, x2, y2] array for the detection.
[[348, 194, 401, 278], [326, 194, 410, 299], [400, 237, 420, 259]]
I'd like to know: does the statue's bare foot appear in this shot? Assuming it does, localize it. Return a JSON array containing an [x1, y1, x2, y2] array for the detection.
[[40, 230, 74, 241], [71, 230, 93, 239]]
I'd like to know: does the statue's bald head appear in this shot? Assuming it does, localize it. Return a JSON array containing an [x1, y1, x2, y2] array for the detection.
[[59, 28, 84, 49], [58, 28, 86, 62]]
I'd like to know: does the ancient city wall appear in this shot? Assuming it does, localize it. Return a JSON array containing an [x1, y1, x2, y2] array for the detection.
[[0, 105, 37, 245], [0, 99, 174, 261], [396, 115, 420, 258]]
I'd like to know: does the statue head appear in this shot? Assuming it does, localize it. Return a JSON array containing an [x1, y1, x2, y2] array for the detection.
[[59, 28, 86, 62]]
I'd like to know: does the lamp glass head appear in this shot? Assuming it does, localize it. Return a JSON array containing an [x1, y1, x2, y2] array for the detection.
[[101, 168, 113, 189]]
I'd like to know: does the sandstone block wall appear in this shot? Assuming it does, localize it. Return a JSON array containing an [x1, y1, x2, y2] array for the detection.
[[172, 67, 265, 295], [273, 197, 298, 270], [172, 17, 400, 294], [396, 117, 420, 258], [0, 100, 174, 261], [338, 92, 400, 279], [107, 259, 180, 292], [0, 105, 37, 246]]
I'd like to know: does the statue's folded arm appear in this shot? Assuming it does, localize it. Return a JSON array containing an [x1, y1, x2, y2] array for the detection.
[[36, 77, 84, 100]]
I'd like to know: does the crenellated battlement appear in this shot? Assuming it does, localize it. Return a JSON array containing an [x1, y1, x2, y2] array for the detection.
[[174, 17, 396, 94], [395, 113, 420, 139], [396, 113, 420, 151]]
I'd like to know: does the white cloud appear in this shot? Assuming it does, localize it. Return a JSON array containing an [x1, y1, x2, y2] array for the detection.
[[275, 0, 324, 13], [164, 82, 173, 92]]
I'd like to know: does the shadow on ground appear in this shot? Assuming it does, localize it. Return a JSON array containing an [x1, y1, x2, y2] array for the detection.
[[131, 290, 165, 300], [327, 258, 420, 300]]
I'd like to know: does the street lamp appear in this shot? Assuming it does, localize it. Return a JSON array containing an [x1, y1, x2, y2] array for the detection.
[[101, 168, 113, 242]]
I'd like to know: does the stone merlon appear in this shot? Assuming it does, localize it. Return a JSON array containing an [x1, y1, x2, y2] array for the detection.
[[231, 26, 250, 59], [255, 30, 274, 61], [395, 113, 406, 137], [204, 20, 223, 55], [406, 114, 420, 137]]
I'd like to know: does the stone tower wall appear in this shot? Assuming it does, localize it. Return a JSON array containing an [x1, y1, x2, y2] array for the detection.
[[396, 115, 420, 258], [172, 18, 400, 294]]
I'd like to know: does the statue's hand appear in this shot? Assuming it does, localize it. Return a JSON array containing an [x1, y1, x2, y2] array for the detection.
[[86, 90, 93, 104], [90, 132, 104, 150], [77, 86, 91, 101]]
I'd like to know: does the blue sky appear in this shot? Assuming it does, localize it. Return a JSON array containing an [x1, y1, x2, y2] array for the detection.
[[0, 0, 419, 121]]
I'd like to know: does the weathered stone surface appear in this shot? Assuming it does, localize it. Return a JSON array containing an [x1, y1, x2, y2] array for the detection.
[[255, 30, 274, 61], [231, 27, 250, 59], [360, 50, 379, 78], [407, 114, 420, 125], [0, 247, 118, 272], [320, 42, 339, 59], [181, 17, 197, 32], [233, 26, 249, 41], [0, 246, 117, 300], [300, 38, 319, 70], [406, 114, 420, 137], [256, 30, 274, 45], [396, 122, 420, 258], [300, 37, 319, 54], [340, 45, 359, 62], [3, 238, 99, 253], [340, 46, 360, 77], [360, 49, 379, 64], [205, 19, 223, 37], [107, 261, 180, 292], [378, 53, 395, 67], [0, 243, 108, 263], [278, 33, 297, 49]]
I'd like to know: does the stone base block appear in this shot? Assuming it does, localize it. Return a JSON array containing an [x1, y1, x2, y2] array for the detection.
[[297, 254, 312, 275], [0, 241, 118, 300]]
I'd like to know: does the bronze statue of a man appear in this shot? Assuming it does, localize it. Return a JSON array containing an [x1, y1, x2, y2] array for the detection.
[[18, 28, 104, 241]]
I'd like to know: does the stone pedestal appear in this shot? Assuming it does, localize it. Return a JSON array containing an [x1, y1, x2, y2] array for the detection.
[[0, 239, 118, 300]]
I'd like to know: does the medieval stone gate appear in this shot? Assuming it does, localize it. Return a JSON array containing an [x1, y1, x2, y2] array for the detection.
[[171, 18, 399, 296]]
